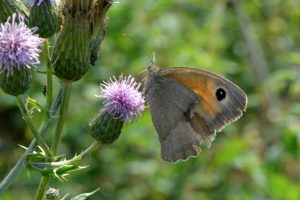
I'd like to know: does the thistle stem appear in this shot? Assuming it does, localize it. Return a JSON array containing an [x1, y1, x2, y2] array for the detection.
[[43, 39, 53, 118], [31, 141, 101, 168], [16, 96, 52, 157], [35, 82, 72, 200], [51, 81, 72, 155], [35, 177, 49, 200]]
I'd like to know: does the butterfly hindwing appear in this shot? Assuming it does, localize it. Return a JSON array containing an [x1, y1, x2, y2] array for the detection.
[[144, 66, 203, 161]]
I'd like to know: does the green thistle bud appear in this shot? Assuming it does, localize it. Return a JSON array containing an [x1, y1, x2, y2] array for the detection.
[[89, 1, 113, 65], [52, 15, 91, 81], [89, 112, 124, 144], [0, 0, 29, 23], [90, 23, 106, 65], [29, 0, 62, 38], [0, 67, 32, 96], [45, 187, 59, 200], [51, 0, 115, 80]]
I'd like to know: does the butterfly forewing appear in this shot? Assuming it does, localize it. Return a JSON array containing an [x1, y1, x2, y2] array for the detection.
[[161, 67, 247, 133]]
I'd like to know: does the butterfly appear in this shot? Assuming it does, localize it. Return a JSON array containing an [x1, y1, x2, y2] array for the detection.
[[143, 65, 247, 162]]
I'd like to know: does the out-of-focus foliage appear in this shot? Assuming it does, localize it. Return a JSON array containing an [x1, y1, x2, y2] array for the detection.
[[1, 0, 300, 199]]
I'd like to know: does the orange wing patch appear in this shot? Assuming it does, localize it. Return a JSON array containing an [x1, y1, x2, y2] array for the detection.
[[162, 70, 221, 118]]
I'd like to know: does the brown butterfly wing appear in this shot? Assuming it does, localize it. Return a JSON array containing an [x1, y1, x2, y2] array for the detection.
[[160, 67, 247, 135], [144, 67, 205, 162], [144, 66, 247, 162]]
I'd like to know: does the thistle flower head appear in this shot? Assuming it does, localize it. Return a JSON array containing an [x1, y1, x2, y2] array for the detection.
[[97, 75, 145, 122], [29, 0, 56, 7], [0, 13, 43, 75]]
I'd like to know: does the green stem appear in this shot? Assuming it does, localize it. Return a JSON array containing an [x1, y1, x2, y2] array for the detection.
[[35, 82, 72, 200], [16, 96, 52, 157], [51, 81, 72, 155], [32, 141, 101, 168], [43, 39, 53, 119], [35, 177, 49, 200]]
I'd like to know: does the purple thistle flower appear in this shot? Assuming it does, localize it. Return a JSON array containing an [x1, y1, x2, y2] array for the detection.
[[97, 75, 145, 122], [28, 0, 56, 7], [0, 13, 43, 76]]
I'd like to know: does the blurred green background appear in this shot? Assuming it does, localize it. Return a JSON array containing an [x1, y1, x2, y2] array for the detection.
[[1, 0, 300, 199]]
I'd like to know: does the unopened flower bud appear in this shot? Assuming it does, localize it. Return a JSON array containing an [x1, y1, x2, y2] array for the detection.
[[51, 14, 91, 81], [90, 23, 106, 65], [0, 0, 29, 23], [28, 0, 62, 38], [89, 1, 113, 65]]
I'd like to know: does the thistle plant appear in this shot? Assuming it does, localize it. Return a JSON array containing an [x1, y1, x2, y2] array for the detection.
[[0, 1, 145, 199]]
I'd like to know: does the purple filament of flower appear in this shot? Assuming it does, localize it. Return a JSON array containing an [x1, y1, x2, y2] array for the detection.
[[97, 75, 145, 121], [0, 14, 43, 76]]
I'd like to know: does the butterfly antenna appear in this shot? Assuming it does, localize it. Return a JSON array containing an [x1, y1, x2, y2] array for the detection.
[[151, 52, 156, 66], [122, 33, 155, 65], [122, 33, 156, 83]]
